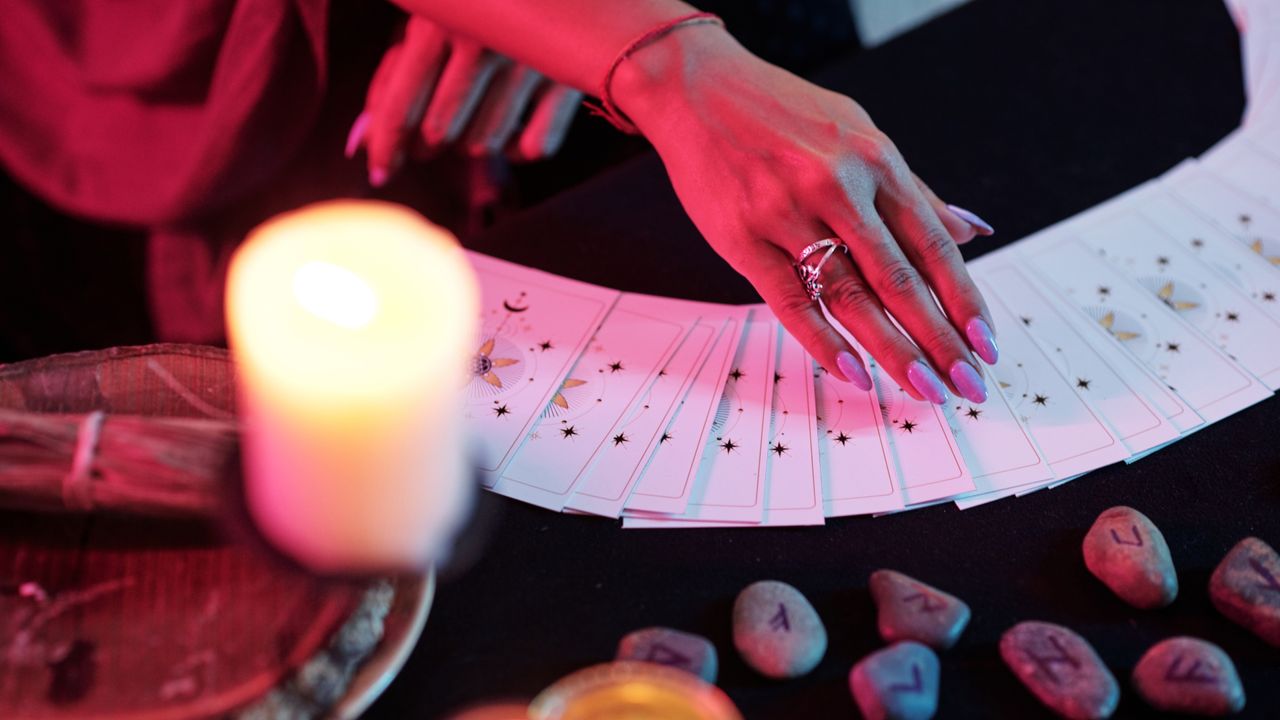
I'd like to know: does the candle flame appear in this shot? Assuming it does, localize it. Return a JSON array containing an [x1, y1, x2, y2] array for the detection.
[[292, 260, 378, 329]]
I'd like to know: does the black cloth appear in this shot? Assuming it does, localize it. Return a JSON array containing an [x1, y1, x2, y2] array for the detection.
[[366, 1, 1280, 718]]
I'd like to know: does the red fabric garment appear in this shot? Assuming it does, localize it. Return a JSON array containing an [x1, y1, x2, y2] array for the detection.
[[0, 0, 329, 228]]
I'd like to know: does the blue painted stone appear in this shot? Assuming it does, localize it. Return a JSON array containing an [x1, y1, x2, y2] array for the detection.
[[849, 641, 940, 720], [732, 580, 826, 678], [1082, 506, 1177, 609], [870, 569, 970, 650], [1000, 621, 1119, 720], [616, 627, 718, 683], [1133, 637, 1244, 716]]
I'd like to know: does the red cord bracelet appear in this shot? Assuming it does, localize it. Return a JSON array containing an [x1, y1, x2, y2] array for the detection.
[[587, 11, 725, 135]]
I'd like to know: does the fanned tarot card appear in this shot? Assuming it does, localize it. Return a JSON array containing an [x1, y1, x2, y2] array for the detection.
[[977, 260, 1182, 453], [1023, 240, 1271, 424], [464, 252, 619, 478], [493, 294, 687, 510], [566, 302, 745, 518], [625, 315, 776, 526], [623, 313, 747, 515]]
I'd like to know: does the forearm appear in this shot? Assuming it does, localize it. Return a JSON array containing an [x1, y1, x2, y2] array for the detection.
[[388, 0, 717, 95]]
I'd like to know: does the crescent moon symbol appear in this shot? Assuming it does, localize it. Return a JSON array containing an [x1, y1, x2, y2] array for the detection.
[[503, 292, 529, 313]]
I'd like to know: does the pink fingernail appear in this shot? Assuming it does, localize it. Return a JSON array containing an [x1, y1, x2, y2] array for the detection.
[[966, 317, 999, 365], [369, 167, 388, 188], [907, 361, 949, 405], [949, 361, 988, 404], [345, 111, 370, 159], [837, 351, 873, 391], [947, 204, 995, 235]]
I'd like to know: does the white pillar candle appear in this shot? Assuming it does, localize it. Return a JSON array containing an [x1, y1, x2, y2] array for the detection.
[[226, 200, 478, 572]]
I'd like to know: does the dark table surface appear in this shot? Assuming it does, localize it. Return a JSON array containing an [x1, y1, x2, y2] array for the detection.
[[367, 1, 1280, 718]]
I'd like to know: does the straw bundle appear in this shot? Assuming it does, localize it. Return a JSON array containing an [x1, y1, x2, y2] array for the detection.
[[0, 408, 236, 517]]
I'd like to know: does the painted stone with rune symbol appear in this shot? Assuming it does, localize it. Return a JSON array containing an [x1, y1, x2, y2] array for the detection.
[[1132, 637, 1245, 716], [849, 641, 940, 720], [732, 580, 827, 679], [1000, 621, 1119, 720], [869, 569, 971, 650], [1082, 506, 1178, 609], [1209, 536, 1280, 647], [616, 626, 719, 683]]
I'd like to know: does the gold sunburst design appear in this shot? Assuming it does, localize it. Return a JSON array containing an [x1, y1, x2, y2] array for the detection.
[[1099, 312, 1141, 341], [1250, 239, 1280, 266], [1157, 281, 1200, 311], [551, 379, 588, 409], [473, 338, 520, 389]]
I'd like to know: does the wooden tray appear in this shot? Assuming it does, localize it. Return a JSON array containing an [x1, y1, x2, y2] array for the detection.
[[0, 345, 429, 719]]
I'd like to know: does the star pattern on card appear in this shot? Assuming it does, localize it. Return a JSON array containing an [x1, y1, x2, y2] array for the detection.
[[1020, 316, 1033, 326], [659, 432, 673, 444], [538, 340, 554, 351], [1264, 291, 1276, 302], [1098, 286, 1111, 297], [657, 368, 668, 377], [608, 361, 624, 373], [720, 438, 739, 453], [1165, 342, 1181, 353], [560, 425, 578, 439], [1226, 311, 1240, 322], [898, 419, 918, 433], [493, 404, 511, 417], [1032, 394, 1049, 406], [964, 407, 982, 420], [728, 368, 744, 382], [774, 372, 784, 384], [832, 431, 853, 446], [612, 433, 629, 446], [1076, 378, 1091, 390], [770, 442, 789, 457]]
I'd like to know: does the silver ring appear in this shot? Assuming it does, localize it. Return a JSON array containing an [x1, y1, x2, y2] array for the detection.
[[795, 238, 848, 302]]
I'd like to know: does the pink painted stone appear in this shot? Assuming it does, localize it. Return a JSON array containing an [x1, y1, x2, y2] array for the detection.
[[1132, 637, 1244, 716], [1209, 537, 1280, 647], [1081, 506, 1177, 609], [1000, 621, 1119, 720], [616, 626, 718, 683], [870, 570, 970, 650]]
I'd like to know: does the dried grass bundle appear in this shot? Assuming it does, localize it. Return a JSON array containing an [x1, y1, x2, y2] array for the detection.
[[0, 408, 236, 517]]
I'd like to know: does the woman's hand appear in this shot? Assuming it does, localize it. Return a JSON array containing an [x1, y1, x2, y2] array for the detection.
[[613, 27, 997, 404], [347, 16, 584, 185]]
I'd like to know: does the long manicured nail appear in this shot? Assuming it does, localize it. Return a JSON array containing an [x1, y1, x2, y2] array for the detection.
[[966, 317, 999, 365], [836, 351, 873, 392], [344, 111, 370, 159], [949, 361, 988, 404], [369, 167, 388, 188], [947, 204, 994, 235], [907, 361, 949, 405]]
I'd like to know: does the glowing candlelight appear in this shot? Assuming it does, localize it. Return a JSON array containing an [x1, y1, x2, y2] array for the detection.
[[529, 662, 742, 720], [226, 200, 478, 572]]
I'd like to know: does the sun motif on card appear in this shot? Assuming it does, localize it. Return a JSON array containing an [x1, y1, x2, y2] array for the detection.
[[1136, 276, 1208, 327], [1249, 238, 1280, 266], [469, 337, 526, 399]]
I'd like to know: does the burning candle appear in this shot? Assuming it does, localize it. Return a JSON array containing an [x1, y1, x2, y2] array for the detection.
[[226, 200, 478, 572], [529, 663, 742, 720]]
